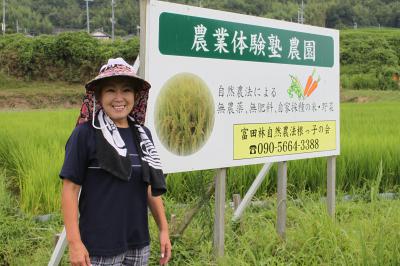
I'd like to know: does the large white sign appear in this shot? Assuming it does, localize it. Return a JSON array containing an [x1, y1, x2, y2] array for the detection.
[[144, 0, 340, 173]]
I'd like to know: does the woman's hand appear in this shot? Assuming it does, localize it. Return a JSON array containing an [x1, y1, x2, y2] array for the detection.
[[69, 241, 91, 266], [147, 187, 171, 265], [62, 179, 89, 265], [159, 230, 172, 265]]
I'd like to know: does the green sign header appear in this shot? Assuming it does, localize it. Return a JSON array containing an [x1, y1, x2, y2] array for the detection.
[[159, 12, 334, 67]]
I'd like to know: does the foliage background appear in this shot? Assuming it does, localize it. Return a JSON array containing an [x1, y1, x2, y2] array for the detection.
[[1, 28, 399, 89], [0, 32, 139, 82], [2, 0, 400, 36]]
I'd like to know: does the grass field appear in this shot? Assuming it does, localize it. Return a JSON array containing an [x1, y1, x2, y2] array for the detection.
[[0, 100, 399, 214], [1, 172, 400, 265], [0, 85, 400, 264]]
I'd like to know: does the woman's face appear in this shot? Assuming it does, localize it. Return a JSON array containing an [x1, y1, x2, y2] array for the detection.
[[99, 77, 136, 128]]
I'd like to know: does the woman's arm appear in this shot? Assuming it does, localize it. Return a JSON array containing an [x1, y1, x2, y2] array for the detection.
[[62, 179, 91, 266], [147, 187, 172, 265]]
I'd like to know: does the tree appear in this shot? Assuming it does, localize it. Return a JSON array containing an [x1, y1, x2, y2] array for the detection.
[[305, 0, 331, 27], [326, 2, 356, 28], [2, 0, 400, 36]]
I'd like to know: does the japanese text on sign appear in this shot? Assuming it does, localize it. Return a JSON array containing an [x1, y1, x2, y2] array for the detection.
[[191, 24, 316, 62], [159, 12, 334, 67], [215, 83, 335, 115], [233, 121, 336, 160]]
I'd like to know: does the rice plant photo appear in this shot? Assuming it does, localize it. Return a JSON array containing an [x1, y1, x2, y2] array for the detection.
[[154, 72, 215, 156]]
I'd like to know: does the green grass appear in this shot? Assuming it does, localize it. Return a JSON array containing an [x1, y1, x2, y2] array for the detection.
[[0, 101, 399, 265], [2, 168, 400, 265], [0, 169, 63, 265], [338, 102, 400, 190], [340, 27, 400, 35], [0, 109, 77, 214], [0, 101, 399, 214]]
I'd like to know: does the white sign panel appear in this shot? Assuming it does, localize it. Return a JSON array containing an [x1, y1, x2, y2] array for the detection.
[[145, 0, 340, 173]]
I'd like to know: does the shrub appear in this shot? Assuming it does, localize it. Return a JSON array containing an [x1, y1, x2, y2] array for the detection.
[[340, 29, 400, 90], [0, 32, 140, 83]]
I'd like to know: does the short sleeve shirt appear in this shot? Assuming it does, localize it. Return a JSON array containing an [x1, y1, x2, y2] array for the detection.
[[60, 122, 150, 256]]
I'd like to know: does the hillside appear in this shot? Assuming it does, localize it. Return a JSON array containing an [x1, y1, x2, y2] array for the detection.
[[2, 0, 400, 36]]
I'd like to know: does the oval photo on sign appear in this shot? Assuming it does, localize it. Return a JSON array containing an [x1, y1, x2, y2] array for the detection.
[[154, 73, 215, 156]]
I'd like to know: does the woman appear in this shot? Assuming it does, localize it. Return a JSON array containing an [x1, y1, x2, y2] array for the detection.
[[60, 58, 171, 266]]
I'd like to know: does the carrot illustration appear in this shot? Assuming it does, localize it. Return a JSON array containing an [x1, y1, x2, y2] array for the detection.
[[303, 69, 316, 96], [306, 76, 321, 97]]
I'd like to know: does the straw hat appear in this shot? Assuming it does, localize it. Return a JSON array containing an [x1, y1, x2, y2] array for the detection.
[[85, 58, 150, 92], [78, 58, 151, 125]]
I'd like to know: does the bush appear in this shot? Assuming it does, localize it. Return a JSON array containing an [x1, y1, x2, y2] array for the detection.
[[340, 29, 400, 90], [0, 32, 140, 83], [341, 73, 379, 90], [1, 29, 398, 90], [377, 66, 400, 90]]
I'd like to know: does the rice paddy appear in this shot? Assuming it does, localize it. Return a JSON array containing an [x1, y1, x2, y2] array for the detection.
[[0, 98, 399, 265], [0, 102, 399, 214], [154, 73, 215, 156]]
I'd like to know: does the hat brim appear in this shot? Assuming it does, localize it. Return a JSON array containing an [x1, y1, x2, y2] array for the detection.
[[85, 73, 151, 92]]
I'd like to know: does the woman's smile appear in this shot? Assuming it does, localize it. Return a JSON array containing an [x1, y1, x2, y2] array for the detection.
[[112, 103, 127, 112]]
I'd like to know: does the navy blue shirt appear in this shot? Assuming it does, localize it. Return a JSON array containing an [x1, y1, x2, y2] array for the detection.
[[60, 122, 150, 256]]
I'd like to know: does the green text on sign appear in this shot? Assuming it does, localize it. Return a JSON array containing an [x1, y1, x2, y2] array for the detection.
[[159, 12, 334, 67]]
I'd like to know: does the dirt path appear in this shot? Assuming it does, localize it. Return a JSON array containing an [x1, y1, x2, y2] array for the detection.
[[0, 91, 83, 110]]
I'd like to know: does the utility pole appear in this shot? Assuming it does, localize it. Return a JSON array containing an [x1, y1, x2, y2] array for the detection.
[[298, 0, 304, 24], [85, 0, 93, 34], [111, 0, 115, 41], [2, 0, 5, 35]]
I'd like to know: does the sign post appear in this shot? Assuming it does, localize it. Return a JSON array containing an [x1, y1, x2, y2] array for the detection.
[[277, 161, 287, 238], [232, 163, 273, 222], [139, 0, 150, 78], [213, 168, 226, 257], [50, 2, 340, 263], [144, 0, 340, 257], [327, 156, 336, 217]]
